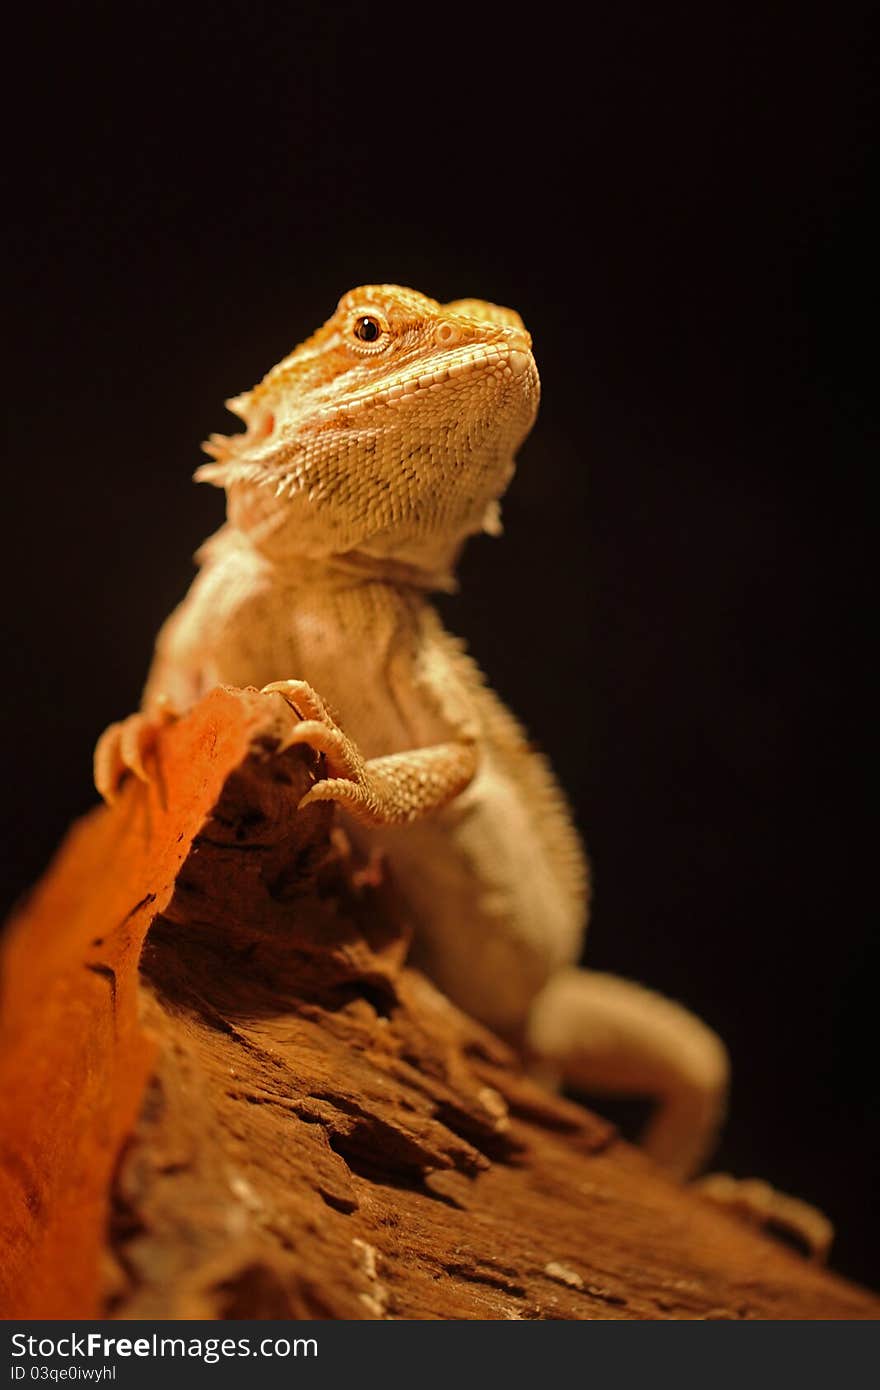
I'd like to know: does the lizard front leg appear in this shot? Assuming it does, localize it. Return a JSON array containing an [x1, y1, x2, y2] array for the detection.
[[262, 680, 477, 825]]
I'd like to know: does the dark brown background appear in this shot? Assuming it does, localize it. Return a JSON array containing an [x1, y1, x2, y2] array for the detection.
[[3, 6, 874, 1285]]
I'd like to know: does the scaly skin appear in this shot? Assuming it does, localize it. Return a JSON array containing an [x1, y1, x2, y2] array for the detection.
[[96, 285, 736, 1184]]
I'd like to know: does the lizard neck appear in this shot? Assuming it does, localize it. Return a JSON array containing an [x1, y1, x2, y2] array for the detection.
[[204, 521, 459, 596], [223, 490, 462, 594], [312, 548, 459, 594]]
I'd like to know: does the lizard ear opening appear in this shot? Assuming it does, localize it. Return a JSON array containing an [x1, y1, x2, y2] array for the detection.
[[482, 500, 504, 537]]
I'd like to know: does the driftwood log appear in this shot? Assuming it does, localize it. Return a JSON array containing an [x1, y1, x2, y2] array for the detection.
[[0, 688, 876, 1320]]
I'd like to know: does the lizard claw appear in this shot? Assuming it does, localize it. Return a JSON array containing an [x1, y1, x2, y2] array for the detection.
[[94, 699, 177, 804], [276, 719, 363, 780], [261, 679, 371, 807], [261, 678, 476, 826], [298, 776, 380, 819], [119, 713, 151, 784], [94, 721, 126, 804], [261, 679, 331, 723]]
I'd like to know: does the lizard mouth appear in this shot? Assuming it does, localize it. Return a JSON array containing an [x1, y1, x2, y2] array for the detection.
[[324, 340, 535, 417]]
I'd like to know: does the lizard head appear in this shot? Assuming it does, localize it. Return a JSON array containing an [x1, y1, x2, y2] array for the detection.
[[196, 284, 539, 584]]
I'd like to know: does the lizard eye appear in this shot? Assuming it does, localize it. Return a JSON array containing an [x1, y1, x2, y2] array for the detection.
[[353, 315, 383, 344]]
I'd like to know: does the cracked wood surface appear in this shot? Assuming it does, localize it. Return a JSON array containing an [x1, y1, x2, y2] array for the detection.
[[1, 687, 877, 1319]]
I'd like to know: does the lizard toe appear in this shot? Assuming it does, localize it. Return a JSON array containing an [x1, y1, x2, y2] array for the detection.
[[261, 679, 330, 723], [93, 722, 126, 804], [280, 719, 362, 780], [118, 712, 156, 784]]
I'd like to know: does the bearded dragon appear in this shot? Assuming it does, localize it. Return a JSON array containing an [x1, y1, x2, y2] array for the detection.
[[93, 285, 740, 1183]]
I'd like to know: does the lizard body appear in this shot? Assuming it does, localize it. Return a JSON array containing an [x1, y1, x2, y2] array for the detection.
[[96, 285, 730, 1178], [143, 532, 584, 1029]]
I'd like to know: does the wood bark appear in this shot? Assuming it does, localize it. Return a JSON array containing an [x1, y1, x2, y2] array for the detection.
[[0, 687, 876, 1320]]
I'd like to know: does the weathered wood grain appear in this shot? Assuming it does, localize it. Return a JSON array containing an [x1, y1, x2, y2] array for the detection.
[[1, 688, 875, 1319]]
